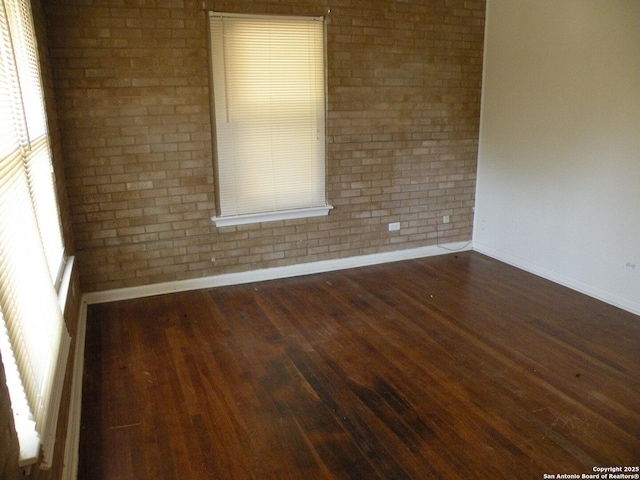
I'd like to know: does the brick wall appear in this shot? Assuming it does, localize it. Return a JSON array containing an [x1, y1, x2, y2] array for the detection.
[[44, 0, 485, 293]]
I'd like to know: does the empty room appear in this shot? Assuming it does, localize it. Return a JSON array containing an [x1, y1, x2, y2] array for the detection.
[[0, 0, 638, 479]]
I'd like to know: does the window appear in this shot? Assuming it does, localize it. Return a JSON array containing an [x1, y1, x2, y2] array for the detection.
[[0, 0, 70, 470], [208, 12, 331, 227]]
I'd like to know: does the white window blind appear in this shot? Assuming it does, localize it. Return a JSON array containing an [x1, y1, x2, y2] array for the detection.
[[0, 0, 69, 470], [209, 13, 330, 225]]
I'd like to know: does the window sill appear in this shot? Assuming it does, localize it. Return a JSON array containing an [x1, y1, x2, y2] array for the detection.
[[212, 205, 333, 227]]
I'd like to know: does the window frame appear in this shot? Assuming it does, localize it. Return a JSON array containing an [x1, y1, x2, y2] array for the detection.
[[207, 12, 332, 227]]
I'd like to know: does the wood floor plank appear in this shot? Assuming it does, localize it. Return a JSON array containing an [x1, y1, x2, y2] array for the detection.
[[79, 252, 640, 479]]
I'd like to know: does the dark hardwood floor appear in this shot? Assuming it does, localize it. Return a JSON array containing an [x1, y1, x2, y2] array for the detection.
[[79, 251, 640, 479]]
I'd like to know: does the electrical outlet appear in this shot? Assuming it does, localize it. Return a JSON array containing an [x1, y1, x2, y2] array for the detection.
[[442, 215, 450, 224], [388, 222, 400, 232], [625, 261, 637, 272]]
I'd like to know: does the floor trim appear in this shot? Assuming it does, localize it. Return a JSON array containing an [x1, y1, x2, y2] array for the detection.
[[84, 241, 472, 305], [474, 243, 640, 316]]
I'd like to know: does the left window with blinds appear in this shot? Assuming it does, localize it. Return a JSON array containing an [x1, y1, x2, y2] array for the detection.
[[0, 0, 70, 471]]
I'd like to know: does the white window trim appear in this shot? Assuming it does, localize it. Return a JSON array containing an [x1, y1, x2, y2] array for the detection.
[[212, 205, 333, 228]]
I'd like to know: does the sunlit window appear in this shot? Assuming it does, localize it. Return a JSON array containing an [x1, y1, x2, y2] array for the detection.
[[0, 0, 69, 469], [209, 13, 331, 227]]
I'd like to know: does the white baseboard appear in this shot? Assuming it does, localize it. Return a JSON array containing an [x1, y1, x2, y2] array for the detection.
[[84, 241, 472, 305], [61, 300, 87, 480], [474, 243, 640, 317]]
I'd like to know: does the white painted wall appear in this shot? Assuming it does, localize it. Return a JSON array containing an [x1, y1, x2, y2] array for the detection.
[[474, 0, 640, 315]]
